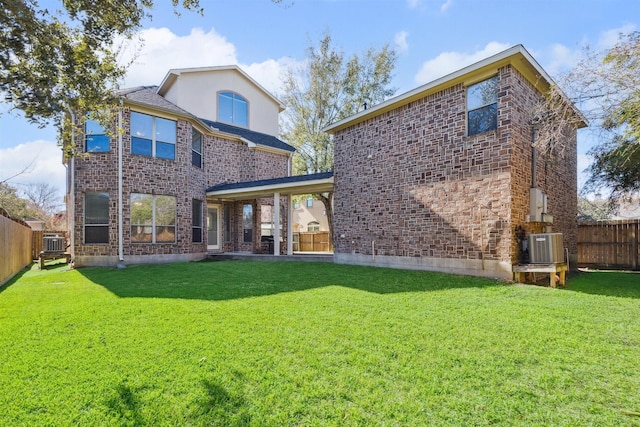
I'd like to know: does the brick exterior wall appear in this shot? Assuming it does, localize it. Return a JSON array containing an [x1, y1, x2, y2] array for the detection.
[[333, 65, 578, 278], [504, 66, 578, 264], [70, 109, 289, 266]]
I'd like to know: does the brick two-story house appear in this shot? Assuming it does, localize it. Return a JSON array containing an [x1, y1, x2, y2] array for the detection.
[[325, 45, 586, 279], [68, 46, 584, 280], [67, 66, 298, 266]]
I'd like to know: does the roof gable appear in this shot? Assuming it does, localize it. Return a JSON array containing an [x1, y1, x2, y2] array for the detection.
[[325, 45, 586, 133], [157, 65, 285, 112]]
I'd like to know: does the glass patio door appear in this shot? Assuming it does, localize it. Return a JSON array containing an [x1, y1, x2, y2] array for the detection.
[[207, 205, 221, 250]]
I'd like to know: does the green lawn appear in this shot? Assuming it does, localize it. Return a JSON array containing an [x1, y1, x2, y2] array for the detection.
[[1, 261, 639, 426]]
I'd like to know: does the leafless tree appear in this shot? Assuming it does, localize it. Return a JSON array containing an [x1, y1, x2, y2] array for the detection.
[[532, 31, 640, 199]]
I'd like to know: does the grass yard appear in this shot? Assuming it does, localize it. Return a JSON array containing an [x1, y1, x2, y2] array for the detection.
[[1, 261, 639, 426]]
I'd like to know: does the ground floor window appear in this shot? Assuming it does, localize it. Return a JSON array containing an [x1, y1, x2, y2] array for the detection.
[[192, 199, 203, 243], [224, 205, 232, 243], [131, 193, 176, 243], [84, 192, 109, 243]]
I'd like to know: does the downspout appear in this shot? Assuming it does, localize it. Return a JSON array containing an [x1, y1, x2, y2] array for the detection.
[[68, 107, 76, 264], [118, 99, 124, 263], [531, 126, 538, 188]]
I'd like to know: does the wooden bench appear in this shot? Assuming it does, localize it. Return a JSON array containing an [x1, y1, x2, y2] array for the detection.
[[39, 251, 72, 269], [512, 263, 568, 288]]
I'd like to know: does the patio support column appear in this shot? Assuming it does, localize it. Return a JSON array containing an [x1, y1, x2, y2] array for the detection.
[[273, 192, 280, 256], [287, 194, 293, 255]]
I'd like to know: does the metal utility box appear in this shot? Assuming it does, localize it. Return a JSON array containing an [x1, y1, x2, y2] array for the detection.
[[528, 233, 564, 264]]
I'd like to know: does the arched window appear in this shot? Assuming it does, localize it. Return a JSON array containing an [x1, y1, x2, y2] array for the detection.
[[307, 221, 320, 232], [218, 92, 248, 127]]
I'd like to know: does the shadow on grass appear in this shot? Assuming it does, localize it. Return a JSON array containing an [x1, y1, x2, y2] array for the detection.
[[564, 270, 640, 299], [78, 260, 500, 301], [105, 380, 144, 426], [0, 263, 35, 295], [198, 379, 249, 425]]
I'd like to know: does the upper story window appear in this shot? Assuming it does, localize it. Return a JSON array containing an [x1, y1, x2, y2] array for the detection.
[[218, 92, 248, 127], [85, 117, 109, 152], [306, 197, 313, 208], [130, 111, 176, 160], [192, 128, 202, 168], [467, 76, 498, 136]]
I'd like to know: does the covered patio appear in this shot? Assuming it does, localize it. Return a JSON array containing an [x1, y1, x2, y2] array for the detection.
[[206, 172, 334, 256]]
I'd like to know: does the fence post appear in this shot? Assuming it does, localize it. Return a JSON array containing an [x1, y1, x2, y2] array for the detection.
[[634, 221, 639, 270]]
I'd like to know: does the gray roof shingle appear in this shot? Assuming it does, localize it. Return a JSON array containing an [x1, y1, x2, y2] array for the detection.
[[118, 86, 193, 116], [200, 118, 295, 153]]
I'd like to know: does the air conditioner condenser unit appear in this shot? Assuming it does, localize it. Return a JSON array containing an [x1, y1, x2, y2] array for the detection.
[[528, 233, 564, 264]]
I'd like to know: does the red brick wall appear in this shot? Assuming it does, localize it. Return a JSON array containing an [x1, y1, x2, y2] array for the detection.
[[504, 66, 578, 263], [333, 65, 578, 274], [71, 110, 289, 263]]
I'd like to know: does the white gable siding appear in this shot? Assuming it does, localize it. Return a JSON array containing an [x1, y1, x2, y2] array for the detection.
[[162, 69, 281, 136]]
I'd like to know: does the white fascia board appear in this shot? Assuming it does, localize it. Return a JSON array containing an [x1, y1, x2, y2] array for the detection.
[[324, 45, 561, 133], [241, 137, 294, 156]]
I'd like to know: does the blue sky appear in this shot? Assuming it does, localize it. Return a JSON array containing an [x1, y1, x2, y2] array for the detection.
[[0, 0, 637, 200]]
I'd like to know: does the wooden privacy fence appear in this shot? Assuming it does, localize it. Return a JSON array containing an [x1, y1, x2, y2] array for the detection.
[[293, 232, 332, 252], [578, 220, 639, 270], [1, 209, 32, 286]]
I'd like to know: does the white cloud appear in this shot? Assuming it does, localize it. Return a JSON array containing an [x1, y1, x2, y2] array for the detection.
[[394, 31, 409, 54], [116, 27, 301, 99], [244, 57, 301, 96], [540, 43, 584, 77], [414, 41, 511, 85], [0, 140, 66, 200], [118, 27, 238, 87], [407, 0, 451, 12], [440, 0, 453, 12], [596, 23, 636, 50], [532, 24, 638, 81]]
